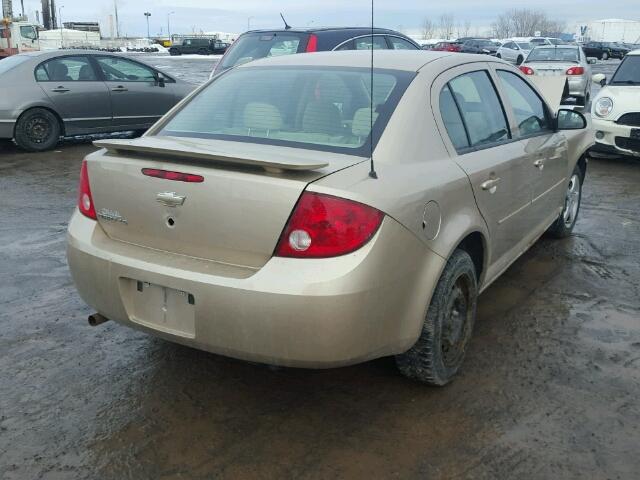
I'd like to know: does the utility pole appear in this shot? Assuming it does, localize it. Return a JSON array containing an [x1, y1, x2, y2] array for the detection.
[[167, 11, 174, 42], [58, 4, 63, 47], [114, 0, 119, 38], [144, 12, 151, 39]]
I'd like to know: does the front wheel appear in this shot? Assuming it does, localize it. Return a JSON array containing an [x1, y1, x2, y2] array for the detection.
[[169, 48, 181, 56], [396, 249, 478, 386], [602, 52, 609, 60], [516, 55, 524, 65], [14, 108, 61, 152], [548, 166, 583, 238], [496, 53, 502, 59]]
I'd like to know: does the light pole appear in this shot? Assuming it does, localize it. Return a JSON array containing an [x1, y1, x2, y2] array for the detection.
[[58, 5, 64, 48], [144, 12, 151, 40], [247, 16, 253, 31], [167, 11, 175, 43]]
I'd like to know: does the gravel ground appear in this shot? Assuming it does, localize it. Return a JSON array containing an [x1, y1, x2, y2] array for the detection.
[[0, 57, 638, 480]]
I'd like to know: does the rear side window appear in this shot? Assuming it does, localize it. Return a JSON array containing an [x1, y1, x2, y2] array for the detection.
[[445, 71, 510, 150], [354, 36, 388, 50], [220, 33, 304, 70], [388, 37, 417, 50], [35, 56, 97, 81], [496, 70, 551, 137], [440, 85, 469, 150]]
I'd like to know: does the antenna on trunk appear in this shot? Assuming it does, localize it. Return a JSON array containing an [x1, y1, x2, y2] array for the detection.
[[280, 13, 292, 30], [368, 0, 378, 179]]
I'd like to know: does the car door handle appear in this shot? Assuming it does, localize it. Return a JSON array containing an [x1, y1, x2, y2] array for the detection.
[[481, 178, 501, 193], [111, 86, 128, 92], [533, 159, 545, 170], [51, 86, 69, 93]]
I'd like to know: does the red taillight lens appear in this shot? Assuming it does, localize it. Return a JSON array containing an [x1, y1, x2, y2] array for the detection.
[[306, 34, 318, 52], [275, 192, 384, 258], [519, 66, 534, 75], [77, 160, 96, 220], [142, 168, 204, 183], [566, 66, 585, 76]]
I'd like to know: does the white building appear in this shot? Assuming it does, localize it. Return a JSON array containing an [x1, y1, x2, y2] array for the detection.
[[38, 29, 101, 50], [575, 19, 640, 43]]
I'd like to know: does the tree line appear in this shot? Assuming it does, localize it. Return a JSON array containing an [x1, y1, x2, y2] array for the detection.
[[421, 9, 567, 40]]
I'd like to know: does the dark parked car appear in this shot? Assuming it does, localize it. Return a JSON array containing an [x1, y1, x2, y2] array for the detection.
[[459, 38, 498, 55], [581, 41, 630, 60], [0, 50, 194, 151], [169, 38, 230, 56], [210, 27, 420, 77]]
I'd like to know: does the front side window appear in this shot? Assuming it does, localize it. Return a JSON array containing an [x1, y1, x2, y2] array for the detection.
[[446, 71, 510, 149], [96, 57, 156, 82], [158, 66, 413, 156], [20, 26, 37, 40], [35, 56, 97, 82], [497, 70, 551, 137], [389, 37, 417, 50]]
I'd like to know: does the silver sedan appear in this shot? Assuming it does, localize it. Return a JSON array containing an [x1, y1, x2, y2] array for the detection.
[[0, 50, 194, 151], [519, 45, 594, 105], [496, 40, 532, 65]]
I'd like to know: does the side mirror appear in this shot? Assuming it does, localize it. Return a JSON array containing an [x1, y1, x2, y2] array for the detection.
[[557, 108, 587, 130], [156, 75, 165, 88], [592, 73, 606, 86]]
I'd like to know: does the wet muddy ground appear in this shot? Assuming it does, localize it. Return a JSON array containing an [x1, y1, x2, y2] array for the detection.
[[1, 59, 639, 479]]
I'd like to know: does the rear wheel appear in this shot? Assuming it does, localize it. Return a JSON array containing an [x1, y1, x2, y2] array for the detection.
[[169, 48, 181, 56], [14, 108, 61, 152], [496, 53, 502, 59], [548, 165, 583, 238], [197, 48, 209, 55], [601, 52, 608, 60], [396, 249, 478, 386]]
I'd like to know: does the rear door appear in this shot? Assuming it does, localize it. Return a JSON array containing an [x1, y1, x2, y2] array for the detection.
[[36, 55, 111, 133], [433, 65, 533, 269], [94, 56, 177, 128], [493, 68, 568, 232]]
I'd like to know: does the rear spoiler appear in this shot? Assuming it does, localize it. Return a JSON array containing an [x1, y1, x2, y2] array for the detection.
[[94, 137, 330, 172]]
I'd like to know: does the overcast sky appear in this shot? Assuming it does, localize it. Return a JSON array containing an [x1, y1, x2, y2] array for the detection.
[[20, 0, 639, 37]]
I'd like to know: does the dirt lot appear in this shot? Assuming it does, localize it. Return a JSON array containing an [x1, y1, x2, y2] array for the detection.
[[1, 136, 639, 480]]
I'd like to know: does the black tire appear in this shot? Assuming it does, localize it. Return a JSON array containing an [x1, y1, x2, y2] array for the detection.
[[496, 53, 501, 59], [169, 48, 181, 56], [602, 52, 608, 60], [547, 165, 583, 238], [396, 249, 478, 386], [197, 48, 209, 55], [14, 108, 61, 152], [516, 55, 524, 65]]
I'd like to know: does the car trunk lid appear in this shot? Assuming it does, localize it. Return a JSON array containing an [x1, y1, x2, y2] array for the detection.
[[88, 136, 365, 269]]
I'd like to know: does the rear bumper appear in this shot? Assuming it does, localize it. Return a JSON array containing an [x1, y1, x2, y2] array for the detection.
[[567, 77, 588, 97], [589, 118, 640, 158], [67, 211, 444, 368]]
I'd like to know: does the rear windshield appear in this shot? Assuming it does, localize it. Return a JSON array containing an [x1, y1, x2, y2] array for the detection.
[[517, 43, 532, 49], [610, 56, 640, 85], [157, 66, 414, 156], [0, 55, 30, 76], [219, 33, 306, 70], [527, 48, 579, 62]]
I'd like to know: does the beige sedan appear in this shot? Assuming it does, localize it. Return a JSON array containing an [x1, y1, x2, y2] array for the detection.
[[67, 50, 593, 385]]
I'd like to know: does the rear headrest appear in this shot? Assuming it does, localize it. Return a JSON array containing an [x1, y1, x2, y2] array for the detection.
[[243, 102, 283, 131], [352, 108, 379, 138]]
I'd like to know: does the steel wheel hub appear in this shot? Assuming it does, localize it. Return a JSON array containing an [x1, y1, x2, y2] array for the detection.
[[563, 174, 581, 227]]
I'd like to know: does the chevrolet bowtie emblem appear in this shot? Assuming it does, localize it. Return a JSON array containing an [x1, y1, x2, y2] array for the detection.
[[156, 192, 186, 207]]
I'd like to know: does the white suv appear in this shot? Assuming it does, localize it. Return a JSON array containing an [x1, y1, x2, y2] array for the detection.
[[590, 50, 640, 159]]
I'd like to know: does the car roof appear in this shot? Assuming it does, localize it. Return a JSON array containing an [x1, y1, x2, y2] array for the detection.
[[628, 50, 640, 56], [238, 49, 495, 73], [533, 44, 578, 49], [244, 27, 406, 35]]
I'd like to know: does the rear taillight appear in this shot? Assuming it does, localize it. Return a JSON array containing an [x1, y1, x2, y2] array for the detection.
[[142, 168, 204, 183], [275, 192, 384, 258], [77, 160, 96, 220], [519, 66, 534, 75], [306, 34, 318, 52], [566, 66, 585, 76]]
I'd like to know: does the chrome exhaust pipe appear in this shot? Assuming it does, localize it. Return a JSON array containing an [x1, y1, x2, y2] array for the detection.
[[88, 313, 110, 327]]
